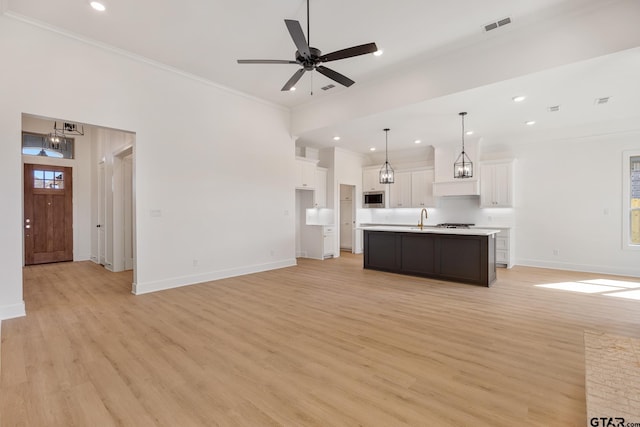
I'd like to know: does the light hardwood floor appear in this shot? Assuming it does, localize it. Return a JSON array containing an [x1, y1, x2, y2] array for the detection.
[[2, 255, 639, 426]]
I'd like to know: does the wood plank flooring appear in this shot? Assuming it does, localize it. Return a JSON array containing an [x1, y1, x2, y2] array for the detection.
[[2, 255, 639, 426]]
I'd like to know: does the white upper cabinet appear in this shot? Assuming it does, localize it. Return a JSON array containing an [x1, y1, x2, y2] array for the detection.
[[389, 172, 412, 208], [480, 160, 515, 207], [296, 158, 317, 189], [411, 169, 435, 208], [362, 167, 386, 192], [314, 167, 328, 208]]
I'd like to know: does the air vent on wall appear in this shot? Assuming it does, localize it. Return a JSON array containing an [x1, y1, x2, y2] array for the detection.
[[321, 84, 336, 91], [484, 16, 512, 32], [594, 97, 611, 105], [548, 105, 560, 112]]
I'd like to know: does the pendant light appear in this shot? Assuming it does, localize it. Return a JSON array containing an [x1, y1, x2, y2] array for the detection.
[[379, 128, 394, 184], [454, 112, 473, 179]]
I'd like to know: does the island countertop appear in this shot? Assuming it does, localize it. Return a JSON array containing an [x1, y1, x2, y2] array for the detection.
[[358, 225, 500, 236]]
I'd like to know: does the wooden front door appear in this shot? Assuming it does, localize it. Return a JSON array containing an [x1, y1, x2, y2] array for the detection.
[[24, 164, 73, 265]]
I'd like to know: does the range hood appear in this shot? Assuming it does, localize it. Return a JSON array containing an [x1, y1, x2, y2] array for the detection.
[[432, 140, 480, 197]]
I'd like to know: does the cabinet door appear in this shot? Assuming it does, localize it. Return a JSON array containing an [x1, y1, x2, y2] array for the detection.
[[479, 164, 495, 207], [323, 227, 335, 257], [362, 168, 385, 192], [411, 169, 435, 207], [314, 168, 327, 207], [493, 163, 512, 206], [296, 160, 316, 189], [389, 172, 411, 208], [480, 161, 514, 207]]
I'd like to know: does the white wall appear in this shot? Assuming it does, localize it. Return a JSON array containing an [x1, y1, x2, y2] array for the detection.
[[21, 116, 93, 262], [0, 15, 295, 319], [506, 131, 640, 276]]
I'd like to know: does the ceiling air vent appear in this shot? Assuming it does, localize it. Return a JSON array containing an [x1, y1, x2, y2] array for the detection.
[[548, 105, 560, 112], [321, 84, 335, 91], [484, 16, 512, 32], [594, 97, 610, 105]]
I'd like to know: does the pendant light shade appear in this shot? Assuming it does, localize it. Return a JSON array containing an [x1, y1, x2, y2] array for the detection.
[[379, 128, 394, 184], [454, 112, 473, 179]]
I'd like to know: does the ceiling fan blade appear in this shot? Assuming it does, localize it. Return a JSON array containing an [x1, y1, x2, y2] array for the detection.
[[237, 59, 299, 64], [281, 68, 306, 91], [319, 42, 378, 62], [285, 19, 311, 59], [315, 66, 355, 87]]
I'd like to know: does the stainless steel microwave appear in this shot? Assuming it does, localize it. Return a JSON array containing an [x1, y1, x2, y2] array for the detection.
[[363, 191, 385, 208]]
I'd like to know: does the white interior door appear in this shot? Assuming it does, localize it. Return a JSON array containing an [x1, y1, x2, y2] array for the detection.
[[340, 200, 353, 250], [123, 154, 134, 270], [97, 161, 106, 265]]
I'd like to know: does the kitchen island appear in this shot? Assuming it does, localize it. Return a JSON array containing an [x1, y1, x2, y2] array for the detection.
[[361, 226, 500, 286]]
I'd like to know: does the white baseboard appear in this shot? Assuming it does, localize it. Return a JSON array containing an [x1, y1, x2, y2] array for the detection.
[[0, 301, 26, 321], [516, 258, 640, 278], [132, 258, 297, 295]]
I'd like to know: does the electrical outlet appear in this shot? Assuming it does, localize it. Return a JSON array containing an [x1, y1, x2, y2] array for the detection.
[[192, 259, 198, 267], [487, 216, 493, 222], [553, 249, 559, 256]]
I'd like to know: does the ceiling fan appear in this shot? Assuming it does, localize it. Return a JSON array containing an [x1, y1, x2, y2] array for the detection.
[[237, 0, 378, 92]]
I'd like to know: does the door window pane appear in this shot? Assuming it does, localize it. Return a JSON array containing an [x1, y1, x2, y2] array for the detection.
[[33, 169, 64, 190]]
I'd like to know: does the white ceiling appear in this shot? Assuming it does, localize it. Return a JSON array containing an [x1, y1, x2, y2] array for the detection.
[[298, 48, 640, 155], [4, 0, 640, 155]]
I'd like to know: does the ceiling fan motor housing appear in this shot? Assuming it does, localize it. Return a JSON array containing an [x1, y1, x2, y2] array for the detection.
[[297, 47, 322, 70]]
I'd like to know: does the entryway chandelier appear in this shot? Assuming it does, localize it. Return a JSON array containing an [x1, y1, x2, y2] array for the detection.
[[454, 112, 473, 179], [379, 128, 395, 184], [39, 122, 84, 157]]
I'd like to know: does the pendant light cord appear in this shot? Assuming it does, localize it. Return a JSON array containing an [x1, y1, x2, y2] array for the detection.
[[384, 128, 390, 163], [460, 112, 467, 153]]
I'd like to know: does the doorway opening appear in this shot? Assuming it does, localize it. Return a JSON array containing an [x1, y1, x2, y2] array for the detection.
[[21, 113, 137, 291]]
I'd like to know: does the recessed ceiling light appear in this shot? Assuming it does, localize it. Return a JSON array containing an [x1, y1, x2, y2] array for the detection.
[[594, 96, 610, 105], [370, 147, 376, 151], [90, 1, 106, 11], [373, 49, 384, 56], [525, 120, 536, 126], [333, 136, 340, 141], [289, 87, 296, 91], [548, 105, 560, 112], [465, 131, 474, 135], [512, 95, 526, 103], [414, 139, 421, 144]]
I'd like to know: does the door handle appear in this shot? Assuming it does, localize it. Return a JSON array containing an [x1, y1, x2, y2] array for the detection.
[[96, 224, 101, 228]]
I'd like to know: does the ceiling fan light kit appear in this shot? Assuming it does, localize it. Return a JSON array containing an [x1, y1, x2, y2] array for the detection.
[[237, 0, 377, 92]]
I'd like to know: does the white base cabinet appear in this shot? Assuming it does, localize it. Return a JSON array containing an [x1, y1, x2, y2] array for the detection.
[[323, 226, 335, 258], [485, 227, 514, 268], [299, 225, 335, 260]]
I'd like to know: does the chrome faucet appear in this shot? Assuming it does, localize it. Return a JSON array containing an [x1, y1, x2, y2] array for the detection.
[[418, 208, 428, 230]]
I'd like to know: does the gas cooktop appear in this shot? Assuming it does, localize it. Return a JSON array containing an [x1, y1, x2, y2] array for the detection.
[[436, 223, 475, 229]]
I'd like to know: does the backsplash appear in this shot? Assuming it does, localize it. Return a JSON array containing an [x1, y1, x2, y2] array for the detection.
[[357, 197, 515, 227]]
